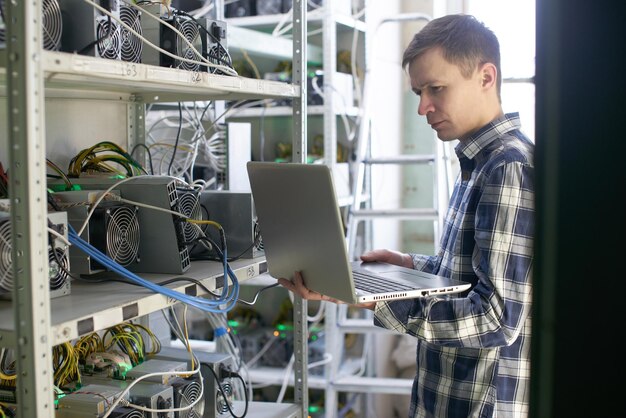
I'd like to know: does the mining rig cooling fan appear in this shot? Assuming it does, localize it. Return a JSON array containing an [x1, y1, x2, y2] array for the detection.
[[171, 378, 205, 418], [95, 11, 121, 60], [0, 0, 63, 50], [58, 195, 141, 276], [177, 187, 202, 247], [98, 203, 141, 268], [0, 211, 71, 299], [119, 5, 142, 63], [204, 20, 230, 75], [107, 408, 144, 418], [162, 14, 205, 72], [0, 212, 13, 296]]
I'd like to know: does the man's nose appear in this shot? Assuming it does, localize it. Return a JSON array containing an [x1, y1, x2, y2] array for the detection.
[[417, 95, 433, 116]]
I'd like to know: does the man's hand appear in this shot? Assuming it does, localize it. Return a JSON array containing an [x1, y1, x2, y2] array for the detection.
[[277, 271, 376, 310], [360, 249, 414, 269]]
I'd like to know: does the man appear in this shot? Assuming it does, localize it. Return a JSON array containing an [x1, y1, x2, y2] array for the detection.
[[279, 14, 534, 418]]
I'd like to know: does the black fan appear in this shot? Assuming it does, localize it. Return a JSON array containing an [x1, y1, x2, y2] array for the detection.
[[253, 220, 264, 252], [103, 204, 140, 267], [120, 6, 142, 63], [175, 17, 203, 71], [177, 188, 202, 245], [48, 246, 70, 291], [172, 379, 205, 418], [216, 378, 234, 415], [0, 214, 70, 295], [108, 407, 144, 418], [96, 15, 120, 59], [0, 215, 13, 294], [42, 0, 63, 50], [206, 42, 231, 75], [0, 0, 62, 51]]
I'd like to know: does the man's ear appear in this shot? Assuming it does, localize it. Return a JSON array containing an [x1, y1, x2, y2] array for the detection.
[[480, 62, 498, 90]]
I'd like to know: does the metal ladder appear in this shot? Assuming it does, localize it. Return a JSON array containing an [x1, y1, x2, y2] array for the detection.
[[345, 14, 454, 259], [322, 13, 457, 418]]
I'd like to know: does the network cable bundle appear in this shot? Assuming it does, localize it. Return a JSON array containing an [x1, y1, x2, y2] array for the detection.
[[54, 190, 141, 276], [192, 191, 263, 260], [0, 210, 71, 299], [139, 3, 229, 73], [154, 346, 237, 418], [0, 0, 63, 51], [74, 176, 192, 274], [59, 0, 121, 60]]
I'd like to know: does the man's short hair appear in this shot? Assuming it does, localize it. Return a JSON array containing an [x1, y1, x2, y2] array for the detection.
[[402, 14, 502, 97]]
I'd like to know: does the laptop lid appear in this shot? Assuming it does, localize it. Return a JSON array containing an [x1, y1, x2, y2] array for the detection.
[[247, 162, 471, 304]]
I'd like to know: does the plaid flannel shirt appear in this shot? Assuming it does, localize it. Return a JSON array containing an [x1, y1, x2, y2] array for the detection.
[[374, 113, 534, 418]]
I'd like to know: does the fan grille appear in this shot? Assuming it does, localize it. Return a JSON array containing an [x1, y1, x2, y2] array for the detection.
[[105, 205, 140, 267], [120, 6, 142, 63], [176, 18, 202, 71], [48, 247, 69, 290], [254, 220, 264, 251], [0, 219, 13, 294], [178, 189, 202, 244], [177, 380, 204, 418], [96, 18, 120, 59], [0, 0, 62, 50], [216, 380, 233, 414], [207, 44, 231, 75], [108, 407, 145, 418], [42, 0, 62, 50]]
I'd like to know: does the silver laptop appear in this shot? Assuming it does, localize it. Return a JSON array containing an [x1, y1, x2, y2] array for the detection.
[[246, 162, 471, 304]]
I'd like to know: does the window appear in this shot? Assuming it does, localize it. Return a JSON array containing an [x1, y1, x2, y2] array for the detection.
[[466, 0, 536, 140]]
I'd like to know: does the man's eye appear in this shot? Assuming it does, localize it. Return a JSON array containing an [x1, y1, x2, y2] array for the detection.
[[430, 86, 443, 93]]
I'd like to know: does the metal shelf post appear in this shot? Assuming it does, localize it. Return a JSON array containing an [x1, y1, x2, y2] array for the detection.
[[6, 1, 55, 417]]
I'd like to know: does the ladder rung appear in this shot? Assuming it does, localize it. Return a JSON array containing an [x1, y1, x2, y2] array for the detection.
[[362, 154, 436, 165], [350, 208, 438, 220], [337, 318, 395, 334], [333, 376, 413, 394]]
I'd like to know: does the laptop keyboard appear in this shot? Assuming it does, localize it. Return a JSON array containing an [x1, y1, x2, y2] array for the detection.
[[352, 269, 415, 294]]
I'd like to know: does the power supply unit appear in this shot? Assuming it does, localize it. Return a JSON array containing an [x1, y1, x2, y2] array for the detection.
[[59, 0, 123, 60], [0, 210, 71, 299], [192, 191, 263, 260], [154, 346, 236, 418], [123, 381, 174, 418], [56, 383, 131, 418], [80, 374, 175, 418], [54, 190, 140, 276], [125, 359, 189, 385]]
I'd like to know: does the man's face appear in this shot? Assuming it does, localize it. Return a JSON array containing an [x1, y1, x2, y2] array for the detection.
[[408, 47, 487, 142]]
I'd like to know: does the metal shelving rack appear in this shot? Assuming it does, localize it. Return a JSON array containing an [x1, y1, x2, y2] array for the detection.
[[222, 4, 370, 417], [224, 4, 366, 168], [0, 1, 308, 417]]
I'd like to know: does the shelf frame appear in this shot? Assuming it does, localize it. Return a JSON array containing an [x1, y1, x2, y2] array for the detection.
[[5, 2, 56, 416], [1, 2, 308, 418]]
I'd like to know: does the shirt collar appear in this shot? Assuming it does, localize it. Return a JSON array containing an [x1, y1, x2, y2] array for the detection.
[[455, 112, 522, 161]]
